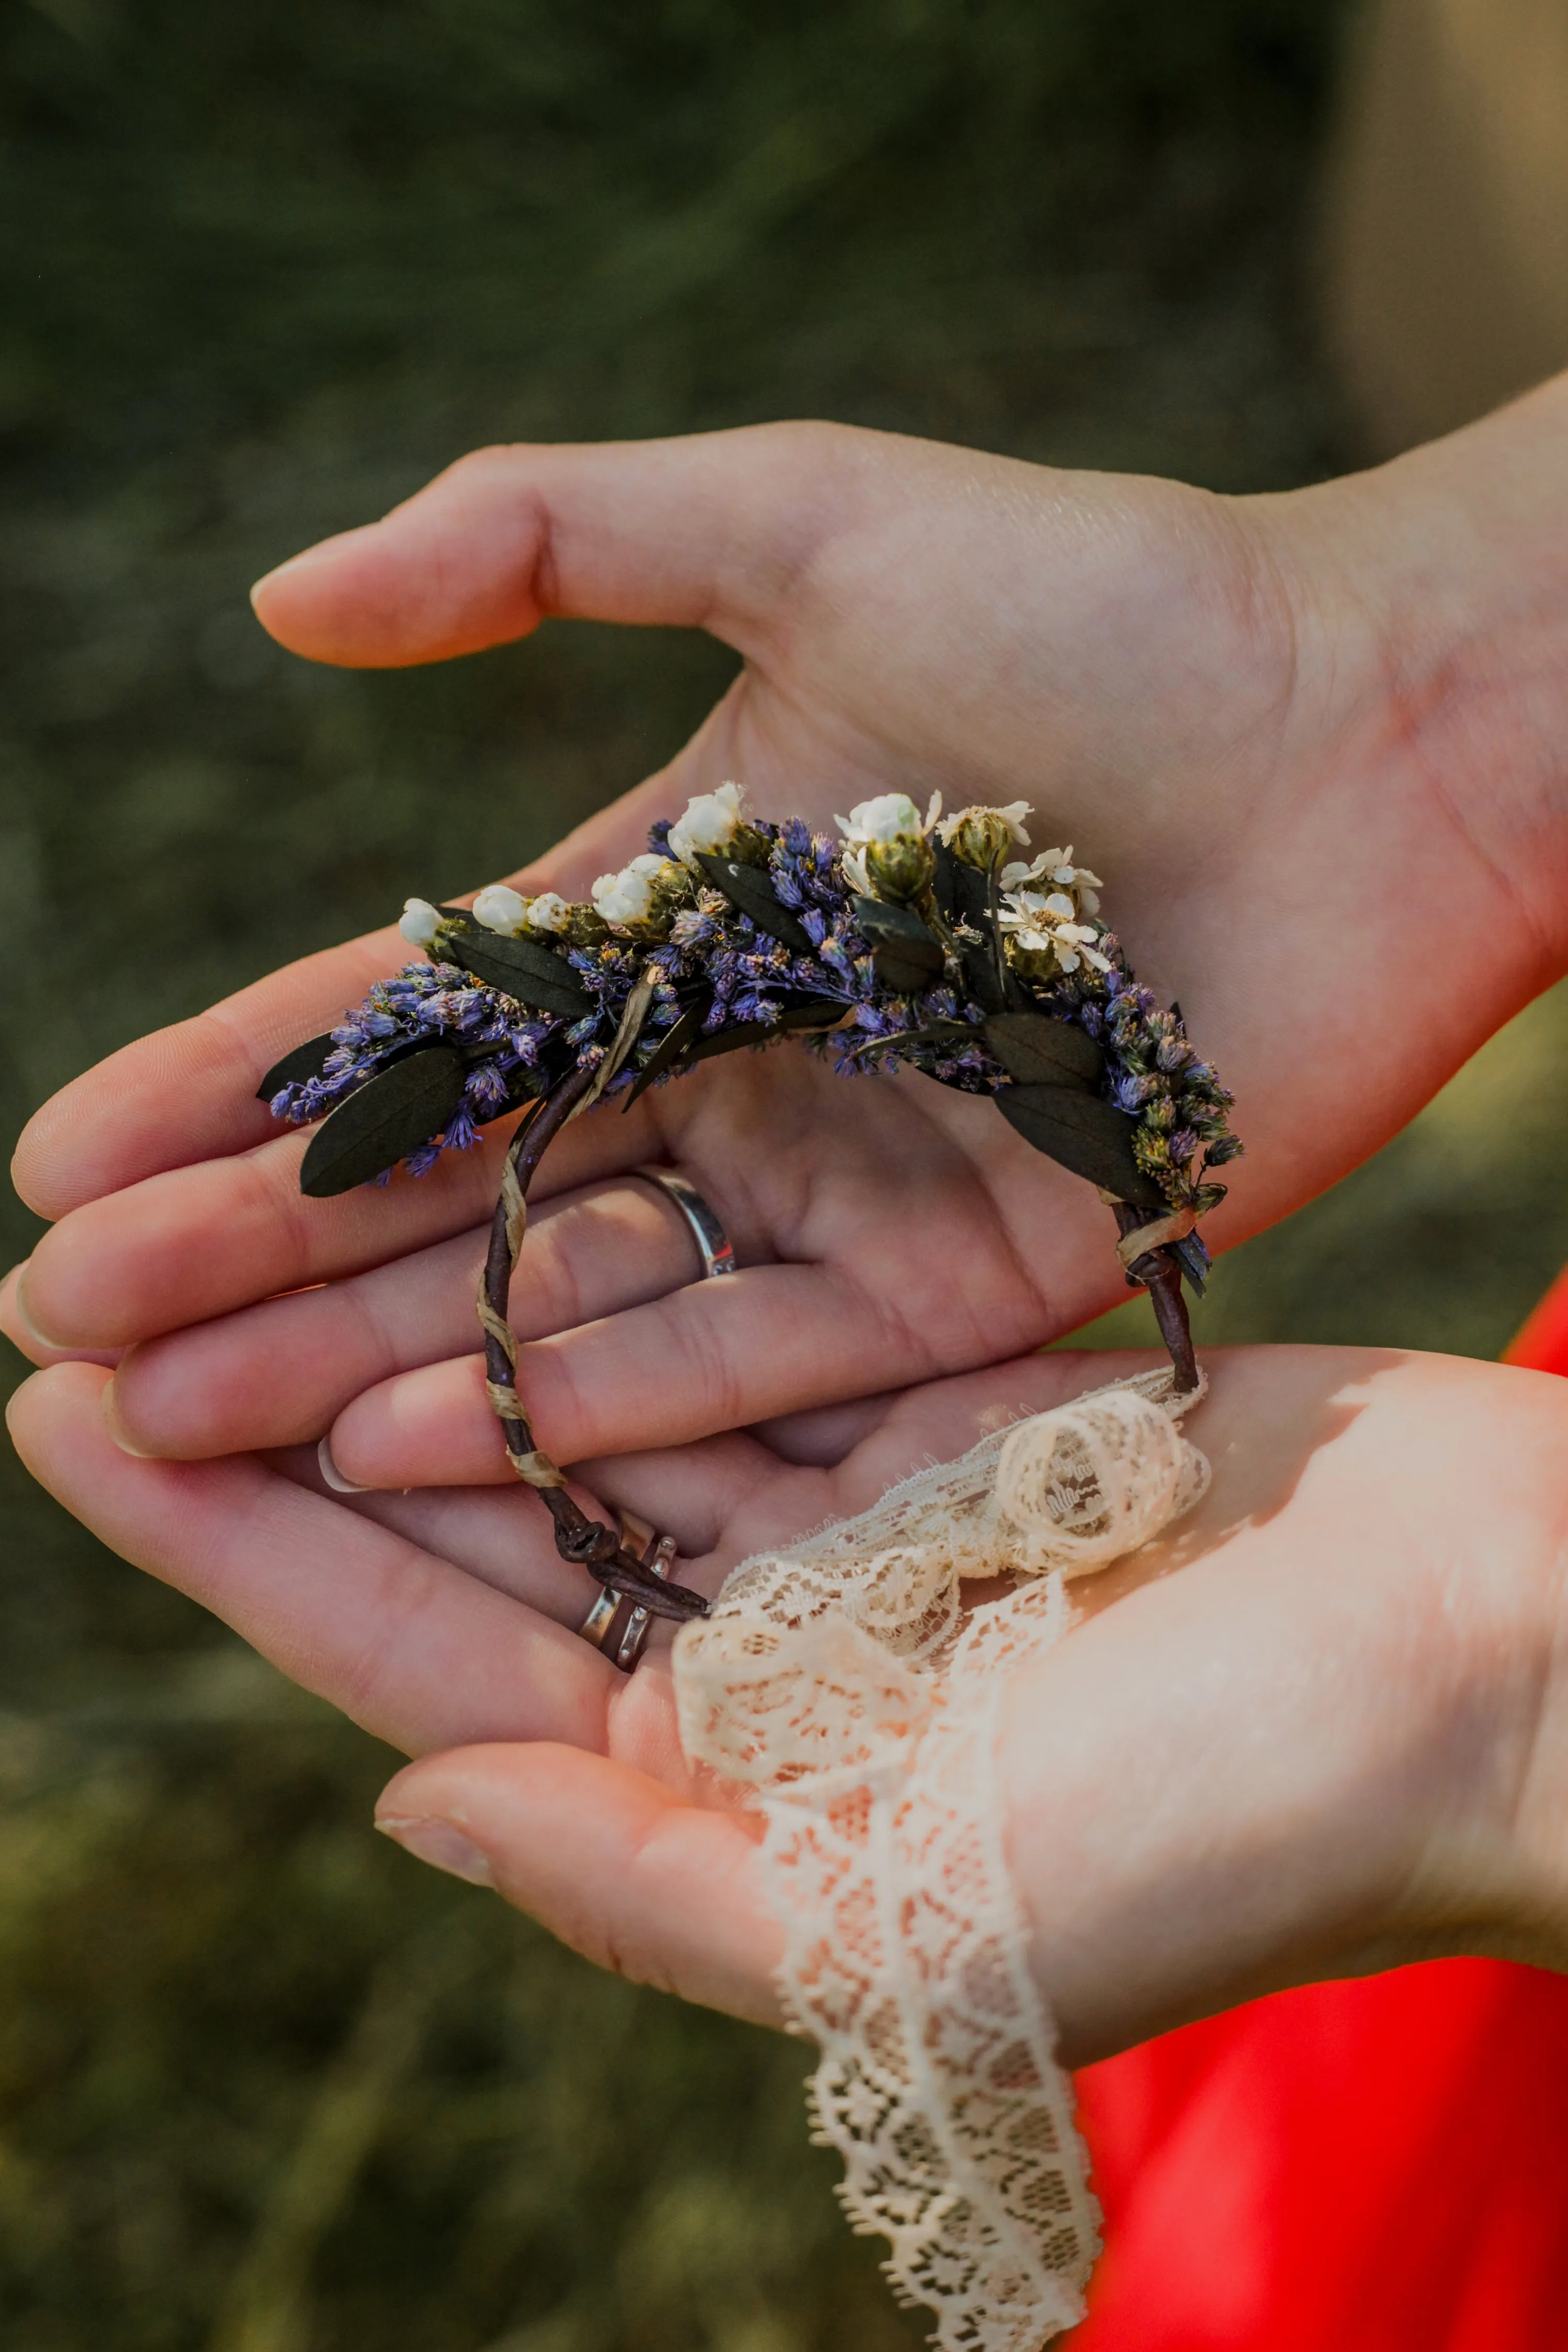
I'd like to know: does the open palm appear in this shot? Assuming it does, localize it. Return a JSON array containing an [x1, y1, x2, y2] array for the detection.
[[9, 402, 1568, 1483], [10, 1340, 1568, 2069]]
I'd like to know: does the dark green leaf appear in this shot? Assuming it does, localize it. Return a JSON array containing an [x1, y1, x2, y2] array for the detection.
[[945, 858, 1014, 1005], [436, 920, 594, 1017], [299, 1047, 467, 1196], [682, 1001, 835, 1066], [1172, 1234, 1209, 1296], [622, 1000, 710, 1107], [982, 1011, 1103, 1091], [851, 895, 946, 994], [931, 836, 958, 921], [694, 854, 813, 955], [256, 1033, 336, 1103], [993, 1084, 1164, 1207], [960, 940, 1008, 1013], [845, 1019, 971, 1059], [951, 859, 994, 930]]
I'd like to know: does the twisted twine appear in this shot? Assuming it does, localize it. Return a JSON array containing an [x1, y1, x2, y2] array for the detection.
[[476, 1062, 708, 1621]]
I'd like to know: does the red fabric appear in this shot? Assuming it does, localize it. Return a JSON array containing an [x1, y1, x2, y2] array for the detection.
[[1067, 1270, 1568, 2351]]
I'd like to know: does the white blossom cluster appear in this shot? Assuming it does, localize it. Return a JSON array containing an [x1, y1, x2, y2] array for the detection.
[[582, 781, 748, 930], [418, 779, 1113, 983], [834, 789, 942, 895], [398, 886, 570, 948], [832, 790, 1113, 978], [590, 852, 687, 927], [997, 847, 1110, 976]]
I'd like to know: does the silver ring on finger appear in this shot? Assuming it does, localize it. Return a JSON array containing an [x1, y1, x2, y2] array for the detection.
[[631, 1165, 735, 1282], [576, 1511, 676, 1673], [613, 1532, 677, 1673]]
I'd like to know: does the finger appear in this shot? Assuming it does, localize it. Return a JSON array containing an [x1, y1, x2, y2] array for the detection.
[[292, 1460, 736, 1619], [10, 782, 715, 1224], [249, 425, 858, 669], [325, 1238, 1053, 1487], [101, 1166, 743, 1459], [572, 1428, 789, 1565], [319, 1263, 892, 1486], [375, 1743, 785, 2030], [5, 1363, 616, 1756], [577, 1347, 1166, 1576], [13, 927, 405, 1222], [266, 1448, 612, 1628], [16, 1090, 666, 1352], [0, 1261, 123, 1370]]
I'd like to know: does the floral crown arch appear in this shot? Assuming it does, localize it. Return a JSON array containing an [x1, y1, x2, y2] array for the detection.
[[260, 784, 1239, 1628]]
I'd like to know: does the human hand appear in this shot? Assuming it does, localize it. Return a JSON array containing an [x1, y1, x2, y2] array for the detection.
[[10, 389, 1568, 1479], [10, 1342, 1568, 2067]]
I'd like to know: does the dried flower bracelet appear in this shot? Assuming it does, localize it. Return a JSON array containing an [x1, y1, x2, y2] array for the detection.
[[259, 787, 1240, 1631]]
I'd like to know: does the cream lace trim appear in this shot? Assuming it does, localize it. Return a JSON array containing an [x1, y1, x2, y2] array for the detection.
[[673, 1369, 1210, 2349]]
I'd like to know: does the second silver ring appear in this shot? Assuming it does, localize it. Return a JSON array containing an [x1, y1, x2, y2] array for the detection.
[[631, 1165, 736, 1282]]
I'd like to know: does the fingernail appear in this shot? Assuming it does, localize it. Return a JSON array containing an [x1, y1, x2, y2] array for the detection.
[[249, 551, 310, 605], [7, 1267, 67, 1353], [101, 1377, 156, 1458], [3, 1374, 40, 1436], [376, 1814, 494, 1887], [317, 1434, 368, 1494]]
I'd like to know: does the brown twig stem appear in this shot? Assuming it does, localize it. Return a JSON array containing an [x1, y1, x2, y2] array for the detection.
[[1110, 1201, 1200, 1394], [481, 1065, 709, 1623]]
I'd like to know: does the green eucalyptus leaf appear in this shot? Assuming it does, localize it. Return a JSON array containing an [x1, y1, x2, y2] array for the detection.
[[850, 895, 946, 994], [982, 1011, 1103, 1090], [846, 1019, 972, 1059], [299, 1047, 467, 1197], [931, 835, 958, 921], [256, 1033, 337, 1103], [694, 854, 813, 955], [436, 919, 594, 1017], [951, 859, 994, 929], [960, 940, 1008, 1014], [622, 1000, 710, 1107], [993, 1083, 1164, 1207], [682, 1001, 835, 1067]]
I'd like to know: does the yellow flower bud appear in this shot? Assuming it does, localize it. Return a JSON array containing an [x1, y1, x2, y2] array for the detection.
[[865, 835, 937, 903], [946, 811, 1017, 870]]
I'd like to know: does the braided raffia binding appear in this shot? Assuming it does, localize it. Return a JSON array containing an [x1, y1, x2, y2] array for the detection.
[[673, 1369, 1209, 2350]]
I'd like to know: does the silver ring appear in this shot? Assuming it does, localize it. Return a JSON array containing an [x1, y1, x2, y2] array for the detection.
[[576, 1512, 675, 1673], [577, 1586, 621, 1651], [614, 1535, 676, 1673], [632, 1165, 735, 1281]]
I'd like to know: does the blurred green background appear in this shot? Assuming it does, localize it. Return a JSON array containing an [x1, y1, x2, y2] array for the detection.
[[5, 2, 1567, 2345]]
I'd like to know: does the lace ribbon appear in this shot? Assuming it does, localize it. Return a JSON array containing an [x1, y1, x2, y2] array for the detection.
[[673, 1368, 1210, 2349]]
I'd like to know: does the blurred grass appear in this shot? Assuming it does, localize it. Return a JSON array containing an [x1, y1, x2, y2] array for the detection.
[[10, 1, 1568, 2345]]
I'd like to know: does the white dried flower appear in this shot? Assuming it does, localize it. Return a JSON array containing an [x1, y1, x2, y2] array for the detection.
[[668, 781, 745, 865], [1000, 885, 1112, 976], [836, 791, 941, 900], [937, 800, 1033, 849], [591, 866, 658, 927], [521, 891, 570, 934], [1000, 846, 1103, 916], [629, 852, 683, 884], [398, 897, 443, 947], [471, 883, 531, 936], [836, 791, 933, 849]]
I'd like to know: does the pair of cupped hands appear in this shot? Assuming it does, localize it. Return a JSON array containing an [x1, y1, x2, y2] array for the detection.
[[10, 388, 1568, 2069]]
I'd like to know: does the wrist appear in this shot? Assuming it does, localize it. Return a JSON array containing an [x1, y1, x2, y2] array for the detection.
[[1258, 368, 1568, 977]]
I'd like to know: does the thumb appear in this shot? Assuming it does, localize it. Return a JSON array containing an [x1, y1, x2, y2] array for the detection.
[[375, 1741, 787, 2028], [249, 422, 860, 670]]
